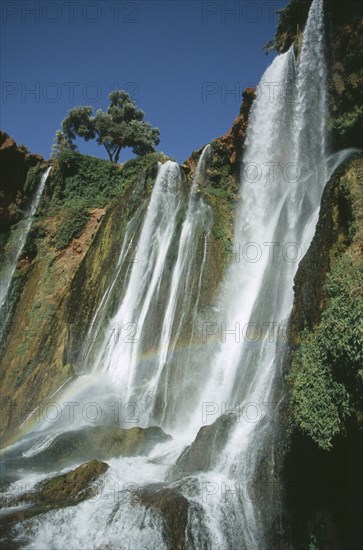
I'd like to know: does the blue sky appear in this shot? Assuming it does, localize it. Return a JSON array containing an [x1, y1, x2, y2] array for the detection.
[[1, 1, 286, 163]]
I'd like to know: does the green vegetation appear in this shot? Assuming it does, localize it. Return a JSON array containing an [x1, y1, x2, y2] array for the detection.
[[54, 207, 90, 249], [290, 255, 363, 450], [50, 150, 164, 211], [61, 90, 160, 163], [330, 105, 363, 149], [206, 140, 239, 259], [264, 0, 311, 53], [23, 165, 43, 196]]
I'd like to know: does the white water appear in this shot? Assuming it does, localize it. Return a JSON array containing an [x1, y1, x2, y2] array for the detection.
[[0, 166, 51, 315], [2, 0, 354, 547]]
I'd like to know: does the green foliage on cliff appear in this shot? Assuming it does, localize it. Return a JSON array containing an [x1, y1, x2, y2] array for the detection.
[[204, 140, 238, 261], [264, 0, 311, 53], [54, 207, 90, 249], [290, 255, 363, 450], [50, 151, 163, 211], [330, 106, 363, 148], [23, 165, 43, 196]]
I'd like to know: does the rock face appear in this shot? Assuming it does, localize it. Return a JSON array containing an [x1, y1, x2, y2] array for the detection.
[[0, 131, 44, 232], [136, 479, 209, 550], [213, 87, 256, 171], [289, 153, 362, 338]]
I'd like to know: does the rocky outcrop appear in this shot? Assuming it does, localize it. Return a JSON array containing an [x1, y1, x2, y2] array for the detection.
[[0, 131, 45, 232], [183, 87, 255, 177], [137, 483, 190, 550], [136, 479, 209, 550], [0, 460, 109, 533]]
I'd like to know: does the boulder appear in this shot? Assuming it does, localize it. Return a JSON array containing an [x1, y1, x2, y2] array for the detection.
[[0, 460, 108, 527], [169, 414, 235, 480], [136, 483, 190, 550]]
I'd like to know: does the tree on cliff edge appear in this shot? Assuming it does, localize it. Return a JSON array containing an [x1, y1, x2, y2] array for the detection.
[[61, 90, 160, 163], [51, 130, 77, 158]]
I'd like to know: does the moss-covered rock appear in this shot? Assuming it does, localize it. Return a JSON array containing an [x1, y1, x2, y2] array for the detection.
[[0, 460, 109, 530], [30, 459, 108, 506], [47, 150, 165, 211]]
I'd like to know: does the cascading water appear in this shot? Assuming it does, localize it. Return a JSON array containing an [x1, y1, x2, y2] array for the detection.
[[78, 153, 211, 428], [180, 1, 335, 547], [0, 166, 51, 319], [2, 0, 353, 547]]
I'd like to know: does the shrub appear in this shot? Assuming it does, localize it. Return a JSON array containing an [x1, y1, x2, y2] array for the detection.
[[290, 255, 363, 449], [50, 151, 163, 211]]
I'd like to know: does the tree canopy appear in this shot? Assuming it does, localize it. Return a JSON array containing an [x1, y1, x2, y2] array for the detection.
[[60, 90, 160, 163]]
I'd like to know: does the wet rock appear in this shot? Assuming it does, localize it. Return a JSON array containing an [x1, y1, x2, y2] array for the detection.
[[135, 478, 210, 550], [32, 459, 108, 505], [0, 460, 108, 528], [136, 483, 188, 550], [170, 414, 235, 480], [1, 425, 172, 473]]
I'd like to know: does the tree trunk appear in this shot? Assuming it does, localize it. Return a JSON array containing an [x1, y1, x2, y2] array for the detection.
[[114, 146, 122, 164], [103, 144, 114, 163]]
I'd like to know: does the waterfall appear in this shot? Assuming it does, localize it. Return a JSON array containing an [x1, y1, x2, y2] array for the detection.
[[0, 166, 51, 319], [91, 160, 184, 415], [3, 0, 349, 547], [183, 0, 331, 547]]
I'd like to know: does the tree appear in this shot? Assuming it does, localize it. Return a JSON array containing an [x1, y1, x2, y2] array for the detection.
[[61, 90, 160, 163], [51, 130, 77, 158]]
